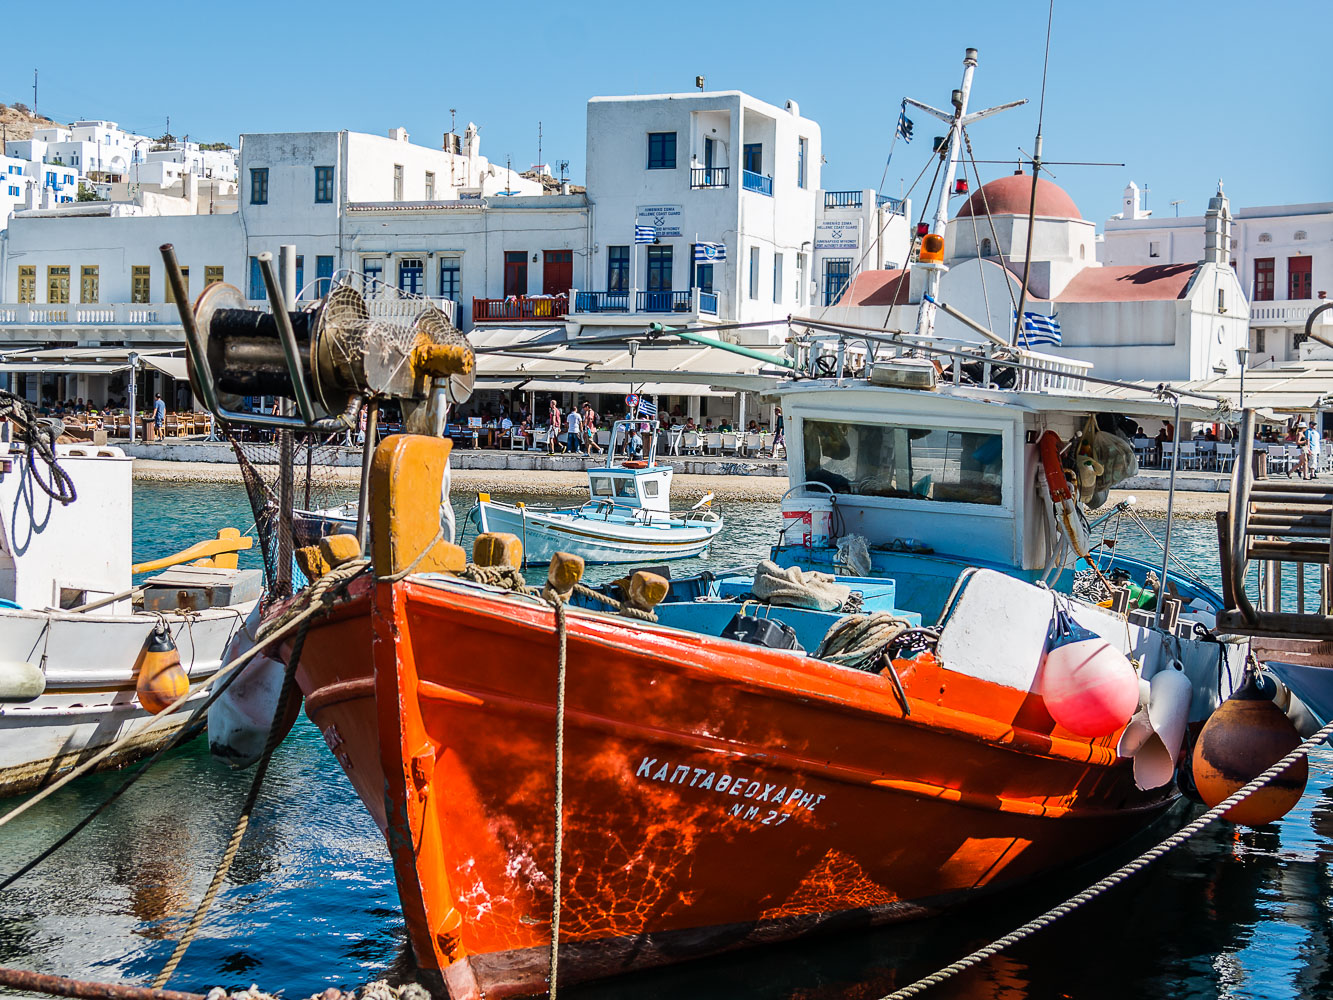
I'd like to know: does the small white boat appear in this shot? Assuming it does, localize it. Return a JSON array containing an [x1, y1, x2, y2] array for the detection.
[[0, 438, 260, 796], [471, 419, 723, 565]]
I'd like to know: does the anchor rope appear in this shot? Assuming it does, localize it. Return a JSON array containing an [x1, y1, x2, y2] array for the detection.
[[881, 715, 1333, 1000], [545, 589, 569, 1000], [152, 609, 316, 988]]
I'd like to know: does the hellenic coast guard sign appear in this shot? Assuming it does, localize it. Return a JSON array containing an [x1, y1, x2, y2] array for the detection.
[[814, 219, 861, 251], [636, 205, 683, 238]]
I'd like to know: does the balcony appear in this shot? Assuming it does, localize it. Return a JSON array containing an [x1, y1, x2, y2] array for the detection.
[[824, 190, 906, 212], [570, 288, 718, 317], [742, 170, 773, 197], [638, 290, 693, 313], [690, 166, 730, 189], [471, 293, 569, 323], [1251, 298, 1331, 327], [574, 291, 630, 313], [0, 302, 178, 327]]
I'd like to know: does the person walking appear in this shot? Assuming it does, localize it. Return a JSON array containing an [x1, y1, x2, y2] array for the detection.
[[1302, 421, 1320, 480], [152, 393, 167, 440], [547, 399, 562, 454], [770, 405, 785, 458], [566, 404, 585, 454]]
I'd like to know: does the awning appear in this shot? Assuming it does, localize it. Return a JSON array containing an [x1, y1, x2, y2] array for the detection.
[[142, 356, 189, 380], [1087, 359, 1333, 416], [509, 379, 737, 398], [0, 363, 128, 375]]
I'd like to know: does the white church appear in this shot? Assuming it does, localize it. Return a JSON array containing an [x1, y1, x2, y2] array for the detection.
[[817, 171, 1249, 384]]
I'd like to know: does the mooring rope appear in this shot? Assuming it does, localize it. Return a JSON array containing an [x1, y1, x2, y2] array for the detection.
[[544, 589, 570, 1000], [152, 612, 315, 988], [881, 715, 1333, 1000]]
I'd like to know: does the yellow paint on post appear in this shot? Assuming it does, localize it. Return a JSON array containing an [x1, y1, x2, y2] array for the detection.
[[473, 532, 524, 569], [370, 434, 467, 577], [627, 571, 670, 611], [319, 533, 363, 568], [295, 545, 330, 582], [545, 552, 585, 599]]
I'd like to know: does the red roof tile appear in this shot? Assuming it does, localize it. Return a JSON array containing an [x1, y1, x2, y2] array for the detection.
[[835, 269, 910, 307], [1055, 263, 1198, 302]]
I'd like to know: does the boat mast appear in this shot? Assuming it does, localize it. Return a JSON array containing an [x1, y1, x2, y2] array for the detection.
[[914, 49, 976, 339], [905, 49, 1026, 339]]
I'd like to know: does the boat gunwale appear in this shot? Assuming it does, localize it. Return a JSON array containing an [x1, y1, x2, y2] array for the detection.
[[393, 575, 1128, 770]]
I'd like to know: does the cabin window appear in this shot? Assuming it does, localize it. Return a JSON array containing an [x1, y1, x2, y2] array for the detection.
[[590, 476, 614, 497], [615, 478, 638, 499], [643, 480, 660, 497], [802, 419, 1003, 506]]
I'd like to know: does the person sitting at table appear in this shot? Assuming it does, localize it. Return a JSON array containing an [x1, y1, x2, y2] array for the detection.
[[746, 419, 759, 433], [702, 418, 715, 433], [718, 420, 733, 433], [684, 417, 696, 432]]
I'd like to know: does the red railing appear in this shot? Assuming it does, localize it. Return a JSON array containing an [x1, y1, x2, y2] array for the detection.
[[471, 293, 569, 321]]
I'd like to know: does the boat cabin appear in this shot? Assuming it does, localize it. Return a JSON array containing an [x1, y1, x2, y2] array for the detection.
[[587, 419, 674, 513], [0, 443, 133, 610], [772, 371, 1219, 619]]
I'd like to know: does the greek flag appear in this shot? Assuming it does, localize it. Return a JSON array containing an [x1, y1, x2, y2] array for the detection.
[[636, 397, 658, 419], [895, 106, 914, 143], [694, 241, 727, 262], [1016, 309, 1062, 347], [635, 225, 656, 244]]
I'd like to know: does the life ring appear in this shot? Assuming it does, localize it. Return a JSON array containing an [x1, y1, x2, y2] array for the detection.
[[1037, 431, 1072, 503], [622, 461, 649, 469]]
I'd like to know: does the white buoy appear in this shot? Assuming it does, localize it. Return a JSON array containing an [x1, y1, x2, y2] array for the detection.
[[1117, 666, 1193, 790], [0, 661, 44, 703], [208, 603, 288, 768]]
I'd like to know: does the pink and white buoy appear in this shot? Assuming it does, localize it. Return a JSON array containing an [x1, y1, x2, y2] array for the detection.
[[1040, 608, 1139, 738]]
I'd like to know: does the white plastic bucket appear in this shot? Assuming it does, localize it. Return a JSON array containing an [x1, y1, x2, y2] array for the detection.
[[780, 496, 834, 548]]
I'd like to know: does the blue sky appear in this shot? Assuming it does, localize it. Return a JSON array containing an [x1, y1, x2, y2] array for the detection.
[[4, 0, 1328, 227]]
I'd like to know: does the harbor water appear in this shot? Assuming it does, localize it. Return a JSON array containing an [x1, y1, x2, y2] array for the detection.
[[1, 481, 1330, 999]]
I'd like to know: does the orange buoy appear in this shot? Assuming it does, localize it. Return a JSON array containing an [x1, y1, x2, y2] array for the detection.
[[1192, 671, 1308, 827], [135, 622, 190, 715], [1040, 608, 1139, 737]]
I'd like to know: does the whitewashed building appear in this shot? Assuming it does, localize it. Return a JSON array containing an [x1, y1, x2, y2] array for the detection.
[[819, 173, 1248, 384], [1102, 186, 1333, 365], [0, 91, 911, 424]]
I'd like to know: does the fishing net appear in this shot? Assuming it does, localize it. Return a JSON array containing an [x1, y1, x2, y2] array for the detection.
[[228, 426, 363, 600]]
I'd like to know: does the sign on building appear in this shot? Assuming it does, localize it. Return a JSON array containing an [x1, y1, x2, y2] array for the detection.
[[636, 204, 683, 238], [815, 219, 861, 251]]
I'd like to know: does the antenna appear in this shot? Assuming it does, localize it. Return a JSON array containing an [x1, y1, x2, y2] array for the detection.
[[1143, 184, 1150, 211], [1171, 199, 1183, 217], [558, 159, 570, 184], [695, 75, 705, 90], [537, 121, 542, 172], [1011, 0, 1055, 346], [32, 69, 37, 117]]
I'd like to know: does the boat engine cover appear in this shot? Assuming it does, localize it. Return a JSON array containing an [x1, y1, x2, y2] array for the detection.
[[721, 612, 804, 652]]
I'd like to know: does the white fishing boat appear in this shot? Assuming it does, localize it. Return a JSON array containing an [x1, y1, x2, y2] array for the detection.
[[469, 419, 723, 565], [0, 423, 260, 796]]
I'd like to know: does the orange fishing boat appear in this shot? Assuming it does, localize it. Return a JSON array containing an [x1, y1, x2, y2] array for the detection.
[[164, 48, 1294, 1000]]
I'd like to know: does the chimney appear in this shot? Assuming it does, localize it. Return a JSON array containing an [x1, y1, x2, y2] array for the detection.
[[182, 171, 199, 211], [389, 127, 409, 142], [1202, 180, 1231, 266], [560, 180, 570, 195]]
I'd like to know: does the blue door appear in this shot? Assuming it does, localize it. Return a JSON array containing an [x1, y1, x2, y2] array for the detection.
[[316, 255, 334, 297], [248, 256, 263, 299]]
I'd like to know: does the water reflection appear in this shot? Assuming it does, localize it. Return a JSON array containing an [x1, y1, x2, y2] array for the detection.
[[0, 487, 1329, 999]]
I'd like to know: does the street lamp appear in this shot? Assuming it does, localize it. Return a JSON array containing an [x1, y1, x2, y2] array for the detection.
[[127, 352, 140, 444], [1236, 346, 1251, 413]]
